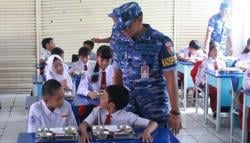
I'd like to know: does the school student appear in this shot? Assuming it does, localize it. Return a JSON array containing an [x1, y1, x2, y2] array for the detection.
[[178, 40, 206, 62], [46, 55, 73, 91], [235, 38, 250, 71], [69, 47, 94, 77], [83, 40, 96, 60], [77, 45, 115, 99], [50, 47, 69, 72], [39, 37, 55, 75], [27, 79, 77, 133], [80, 85, 158, 143], [195, 41, 226, 117]]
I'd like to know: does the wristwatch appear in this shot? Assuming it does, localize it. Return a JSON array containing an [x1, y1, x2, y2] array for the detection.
[[170, 110, 181, 116]]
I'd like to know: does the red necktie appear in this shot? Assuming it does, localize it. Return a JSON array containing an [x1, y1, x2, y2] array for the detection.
[[100, 71, 106, 90], [214, 61, 218, 70], [104, 114, 112, 125], [84, 65, 88, 71]]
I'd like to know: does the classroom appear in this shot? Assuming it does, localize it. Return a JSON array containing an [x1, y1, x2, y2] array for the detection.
[[0, 0, 250, 143]]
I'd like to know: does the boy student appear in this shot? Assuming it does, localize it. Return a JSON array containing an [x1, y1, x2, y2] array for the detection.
[[178, 40, 206, 62], [69, 47, 93, 76], [27, 79, 77, 133], [83, 40, 96, 60], [80, 85, 158, 143], [39, 37, 55, 75]]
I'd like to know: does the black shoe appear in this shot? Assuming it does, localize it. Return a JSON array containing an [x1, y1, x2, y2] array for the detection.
[[213, 112, 216, 119]]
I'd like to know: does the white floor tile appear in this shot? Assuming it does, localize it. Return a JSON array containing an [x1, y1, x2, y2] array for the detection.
[[177, 135, 198, 143]]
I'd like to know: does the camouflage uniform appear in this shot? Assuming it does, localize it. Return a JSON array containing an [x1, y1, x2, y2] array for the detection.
[[111, 2, 177, 126]]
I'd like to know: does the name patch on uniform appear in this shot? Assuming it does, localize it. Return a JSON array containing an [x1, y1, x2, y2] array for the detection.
[[61, 114, 68, 118], [30, 116, 36, 124], [162, 56, 176, 67]]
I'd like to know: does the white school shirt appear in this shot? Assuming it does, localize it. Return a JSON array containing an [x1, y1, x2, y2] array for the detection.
[[77, 63, 115, 96], [46, 55, 73, 90], [27, 100, 77, 133], [40, 49, 51, 61], [89, 52, 96, 61], [178, 46, 206, 60], [235, 53, 250, 69], [84, 106, 150, 128], [69, 60, 95, 74], [195, 57, 226, 86]]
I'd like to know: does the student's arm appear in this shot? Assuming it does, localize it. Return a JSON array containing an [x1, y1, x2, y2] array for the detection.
[[27, 105, 42, 133], [66, 102, 78, 127], [91, 37, 111, 43], [79, 121, 91, 143], [140, 121, 158, 143], [79, 107, 99, 143]]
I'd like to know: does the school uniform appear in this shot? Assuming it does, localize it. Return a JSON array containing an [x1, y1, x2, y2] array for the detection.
[[84, 106, 150, 127], [69, 60, 95, 75], [77, 63, 115, 96], [196, 57, 226, 87], [27, 100, 77, 133], [235, 53, 250, 69], [89, 52, 96, 61], [40, 49, 51, 61], [46, 55, 73, 90], [195, 57, 226, 112], [178, 46, 206, 61]]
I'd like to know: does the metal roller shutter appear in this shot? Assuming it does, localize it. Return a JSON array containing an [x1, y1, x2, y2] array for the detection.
[[0, 0, 36, 93]]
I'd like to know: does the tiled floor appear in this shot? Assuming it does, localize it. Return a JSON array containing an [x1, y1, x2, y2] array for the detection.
[[0, 94, 242, 143]]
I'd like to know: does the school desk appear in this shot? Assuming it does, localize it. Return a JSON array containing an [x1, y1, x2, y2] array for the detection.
[[177, 61, 194, 110], [204, 70, 243, 132], [17, 128, 180, 143]]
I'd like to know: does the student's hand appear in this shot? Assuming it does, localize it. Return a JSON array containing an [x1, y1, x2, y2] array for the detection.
[[80, 134, 90, 143], [91, 38, 102, 43], [61, 80, 70, 90], [139, 131, 153, 143], [87, 92, 99, 99], [168, 114, 182, 135]]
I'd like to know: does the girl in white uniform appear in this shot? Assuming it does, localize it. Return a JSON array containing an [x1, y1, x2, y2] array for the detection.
[[76, 45, 115, 122], [196, 41, 226, 116], [77, 45, 115, 99], [235, 38, 250, 71], [46, 55, 73, 91]]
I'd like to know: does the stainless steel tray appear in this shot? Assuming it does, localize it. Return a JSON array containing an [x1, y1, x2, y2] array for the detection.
[[92, 125, 138, 141], [35, 126, 78, 142]]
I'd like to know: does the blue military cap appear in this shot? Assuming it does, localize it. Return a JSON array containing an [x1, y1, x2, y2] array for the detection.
[[112, 2, 142, 31], [219, 2, 229, 10]]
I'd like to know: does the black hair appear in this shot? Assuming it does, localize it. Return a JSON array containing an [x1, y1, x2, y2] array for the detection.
[[242, 38, 250, 54], [42, 79, 62, 96], [208, 41, 219, 57], [51, 47, 64, 56], [83, 40, 94, 49], [189, 40, 201, 50], [106, 85, 129, 110], [91, 45, 113, 83], [78, 46, 90, 57], [53, 57, 61, 62], [42, 37, 53, 49]]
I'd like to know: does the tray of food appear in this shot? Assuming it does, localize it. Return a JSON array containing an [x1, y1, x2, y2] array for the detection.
[[74, 70, 86, 77], [91, 125, 138, 141], [64, 91, 75, 100], [35, 126, 78, 142]]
